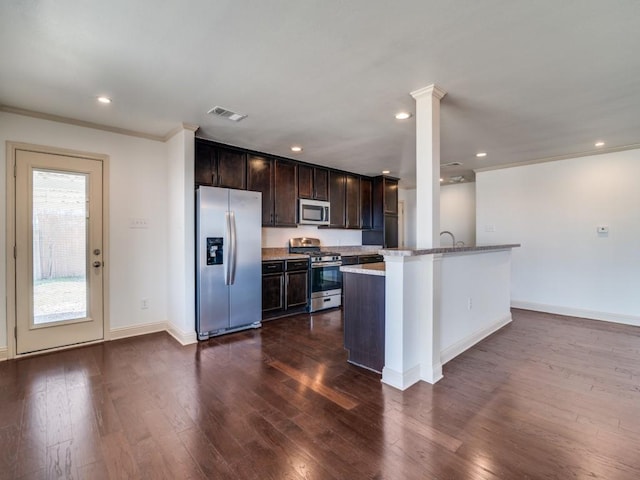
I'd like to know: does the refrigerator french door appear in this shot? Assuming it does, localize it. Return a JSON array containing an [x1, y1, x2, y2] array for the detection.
[[196, 186, 262, 339]]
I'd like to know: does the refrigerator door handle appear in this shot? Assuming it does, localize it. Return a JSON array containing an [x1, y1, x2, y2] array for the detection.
[[229, 211, 238, 285], [224, 212, 231, 285]]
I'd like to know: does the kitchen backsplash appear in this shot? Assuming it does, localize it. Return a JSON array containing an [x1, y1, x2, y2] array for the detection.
[[262, 225, 363, 248]]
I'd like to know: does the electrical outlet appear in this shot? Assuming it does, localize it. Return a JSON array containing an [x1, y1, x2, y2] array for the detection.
[[141, 298, 149, 309], [467, 297, 473, 310]]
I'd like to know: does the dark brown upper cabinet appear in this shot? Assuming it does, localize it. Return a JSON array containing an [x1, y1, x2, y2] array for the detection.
[[328, 171, 346, 228], [273, 160, 297, 227], [298, 165, 329, 201], [363, 175, 399, 247], [360, 177, 372, 230], [313, 168, 329, 201], [345, 174, 360, 229], [247, 155, 274, 226], [248, 155, 297, 227], [384, 177, 398, 214], [195, 139, 246, 189], [216, 148, 246, 190], [194, 140, 216, 186], [195, 138, 394, 233]]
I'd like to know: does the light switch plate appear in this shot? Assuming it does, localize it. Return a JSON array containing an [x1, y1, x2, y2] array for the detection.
[[129, 218, 149, 229]]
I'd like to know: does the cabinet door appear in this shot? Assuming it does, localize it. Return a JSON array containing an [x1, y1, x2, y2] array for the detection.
[[286, 270, 308, 309], [195, 141, 216, 186], [262, 273, 284, 312], [345, 174, 360, 229], [273, 160, 297, 226], [313, 168, 329, 201], [384, 177, 398, 214], [384, 214, 399, 248], [360, 177, 372, 230], [298, 164, 313, 199], [217, 148, 247, 190], [247, 155, 274, 226], [328, 171, 346, 228]]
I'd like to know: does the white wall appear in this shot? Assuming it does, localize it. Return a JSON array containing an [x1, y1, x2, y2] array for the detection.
[[262, 225, 362, 248], [398, 189, 417, 248], [0, 112, 170, 349], [399, 183, 476, 248], [439, 249, 512, 363], [440, 183, 476, 246], [476, 148, 640, 325], [166, 128, 197, 343]]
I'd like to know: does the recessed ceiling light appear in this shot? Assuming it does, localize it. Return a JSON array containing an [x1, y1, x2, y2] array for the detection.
[[595, 141, 605, 147], [394, 112, 412, 120], [440, 178, 443, 182], [382, 170, 390, 174], [290, 146, 303, 152], [476, 152, 487, 158], [97, 96, 112, 104]]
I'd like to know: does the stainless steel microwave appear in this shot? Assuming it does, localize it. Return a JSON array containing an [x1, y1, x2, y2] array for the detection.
[[298, 199, 330, 225]]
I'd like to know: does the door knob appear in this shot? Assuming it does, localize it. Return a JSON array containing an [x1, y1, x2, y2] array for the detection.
[[93, 261, 102, 268]]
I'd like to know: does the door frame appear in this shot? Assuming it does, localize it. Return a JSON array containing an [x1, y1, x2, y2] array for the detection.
[[5, 142, 111, 359]]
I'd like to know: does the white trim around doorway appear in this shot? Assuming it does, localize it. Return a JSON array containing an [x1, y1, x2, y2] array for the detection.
[[5, 141, 111, 360]]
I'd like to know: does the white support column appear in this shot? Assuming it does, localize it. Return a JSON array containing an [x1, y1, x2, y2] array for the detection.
[[410, 84, 446, 249], [408, 84, 446, 385]]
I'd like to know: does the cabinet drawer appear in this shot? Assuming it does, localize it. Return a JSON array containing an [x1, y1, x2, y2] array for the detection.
[[286, 259, 309, 271], [341, 256, 358, 266], [262, 261, 284, 274], [358, 254, 384, 264]]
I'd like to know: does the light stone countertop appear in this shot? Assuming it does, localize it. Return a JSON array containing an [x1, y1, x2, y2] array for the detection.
[[340, 262, 386, 277], [379, 244, 520, 257]]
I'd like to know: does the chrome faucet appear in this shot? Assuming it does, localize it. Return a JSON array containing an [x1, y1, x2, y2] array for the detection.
[[439, 230, 456, 247]]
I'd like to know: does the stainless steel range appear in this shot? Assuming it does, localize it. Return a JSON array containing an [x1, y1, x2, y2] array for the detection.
[[289, 238, 342, 312]]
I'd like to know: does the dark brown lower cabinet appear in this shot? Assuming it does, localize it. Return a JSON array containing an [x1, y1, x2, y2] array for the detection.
[[342, 272, 385, 373], [286, 270, 308, 308], [262, 261, 284, 314], [262, 259, 309, 319]]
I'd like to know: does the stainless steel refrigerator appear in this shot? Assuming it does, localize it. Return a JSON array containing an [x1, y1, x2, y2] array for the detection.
[[196, 186, 262, 340]]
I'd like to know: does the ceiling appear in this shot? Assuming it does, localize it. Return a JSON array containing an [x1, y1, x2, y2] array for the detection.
[[2, 1, 639, 188]]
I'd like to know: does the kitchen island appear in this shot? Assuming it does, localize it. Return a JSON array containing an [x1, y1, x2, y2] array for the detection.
[[341, 244, 520, 390], [341, 263, 386, 372]]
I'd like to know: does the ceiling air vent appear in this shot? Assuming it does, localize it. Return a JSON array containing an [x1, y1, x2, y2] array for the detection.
[[207, 106, 247, 122], [441, 162, 462, 168]]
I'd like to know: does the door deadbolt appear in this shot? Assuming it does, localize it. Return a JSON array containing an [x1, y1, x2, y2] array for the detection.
[[93, 249, 101, 255]]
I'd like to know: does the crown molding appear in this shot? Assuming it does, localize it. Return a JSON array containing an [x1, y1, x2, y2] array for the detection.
[[474, 143, 640, 174], [0, 104, 198, 143], [410, 84, 447, 101]]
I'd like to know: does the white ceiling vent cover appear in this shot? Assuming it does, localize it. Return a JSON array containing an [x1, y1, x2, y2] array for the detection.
[[207, 106, 247, 122]]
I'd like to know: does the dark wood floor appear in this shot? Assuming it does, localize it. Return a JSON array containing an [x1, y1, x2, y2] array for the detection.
[[2, 308, 640, 479]]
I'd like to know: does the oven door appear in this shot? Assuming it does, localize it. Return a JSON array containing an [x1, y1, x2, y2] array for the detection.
[[310, 261, 342, 298]]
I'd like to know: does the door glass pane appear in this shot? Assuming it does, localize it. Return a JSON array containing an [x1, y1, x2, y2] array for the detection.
[[32, 170, 88, 325]]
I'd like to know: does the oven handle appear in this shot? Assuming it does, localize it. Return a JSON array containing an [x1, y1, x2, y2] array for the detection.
[[311, 261, 342, 268]]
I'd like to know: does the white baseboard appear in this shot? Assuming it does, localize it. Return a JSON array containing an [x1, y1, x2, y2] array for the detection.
[[440, 313, 512, 365], [109, 321, 167, 340], [420, 362, 444, 385], [381, 364, 421, 391], [511, 301, 640, 327], [0, 347, 7, 362], [166, 323, 198, 345]]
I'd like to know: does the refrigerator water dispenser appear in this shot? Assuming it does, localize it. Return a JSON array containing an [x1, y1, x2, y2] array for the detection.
[[206, 237, 223, 265]]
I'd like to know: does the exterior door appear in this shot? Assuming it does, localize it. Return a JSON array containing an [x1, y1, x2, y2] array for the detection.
[[15, 149, 104, 354]]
